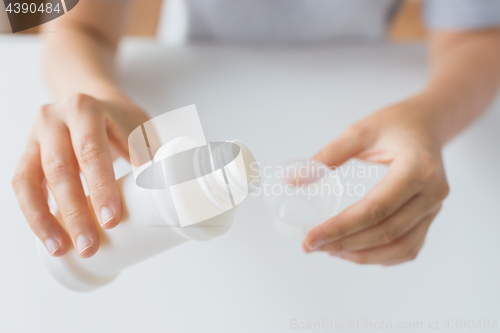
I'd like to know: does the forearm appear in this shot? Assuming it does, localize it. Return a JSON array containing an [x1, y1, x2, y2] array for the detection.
[[42, 27, 119, 100], [410, 29, 500, 146], [40, 1, 132, 102]]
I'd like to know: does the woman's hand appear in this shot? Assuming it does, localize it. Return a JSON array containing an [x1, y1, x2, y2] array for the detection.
[[12, 93, 149, 258], [303, 98, 450, 265]]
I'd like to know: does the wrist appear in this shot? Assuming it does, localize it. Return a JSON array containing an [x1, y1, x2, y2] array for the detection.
[[397, 90, 459, 147]]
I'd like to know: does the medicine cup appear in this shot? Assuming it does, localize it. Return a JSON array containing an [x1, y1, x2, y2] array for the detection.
[[263, 159, 343, 237]]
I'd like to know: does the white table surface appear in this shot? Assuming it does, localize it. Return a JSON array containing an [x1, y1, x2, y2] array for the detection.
[[1, 36, 499, 333]]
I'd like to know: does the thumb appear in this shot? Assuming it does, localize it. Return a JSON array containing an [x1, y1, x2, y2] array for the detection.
[[313, 125, 372, 168]]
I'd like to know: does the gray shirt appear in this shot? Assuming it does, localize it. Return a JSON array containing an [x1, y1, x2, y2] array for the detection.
[[185, 0, 500, 44], [425, 0, 500, 30]]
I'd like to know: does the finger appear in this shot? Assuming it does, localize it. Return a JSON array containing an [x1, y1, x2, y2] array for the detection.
[[107, 119, 131, 162], [63, 94, 122, 229], [319, 195, 441, 253], [37, 113, 99, 258], [381, 241, 425, 266], [335, 211, 437, 265], [12, 137, 71, 256], [102, 99, 150, 162], [313, 124, 373, 168], [304, 156, 422, 251]]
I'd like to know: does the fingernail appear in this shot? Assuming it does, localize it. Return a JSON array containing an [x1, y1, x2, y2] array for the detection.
[[100, 206, 114, 226], [308, 240, 324, 252], [76, 235, 92, 254], [45, 238, 61, 255], [329, 252, 342, 257]]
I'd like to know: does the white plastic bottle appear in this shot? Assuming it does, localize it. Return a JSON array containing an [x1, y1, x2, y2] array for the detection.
[[37, 138, 259, 292]]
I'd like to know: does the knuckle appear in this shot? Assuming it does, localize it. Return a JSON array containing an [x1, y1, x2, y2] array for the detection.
[[386, 225, 407, 244], [408, 251, 418, 261], [68, 93, 95, 113], [344, 123, 370, 142], [44, 155, 72, 184], [438, 181, 450, 200], [11, 169, 29, 191], [328, 242, 344, 253], [25, 211, 45, 229], [87, 177, 108, 195], [351, 256, 369, 265], [36, 104, 53, 122], [380, 229, 398, 244], [400, 243, 419, 260], [433, 203, 443, 213], [367, 199, 389, 224], [405, 247, 420, 262], [417, 152, 438, 182], [62, 206, 87, 222], [76, 137, 105, 165], [331, 223, 347, 239], [341, 125, 359, 139]]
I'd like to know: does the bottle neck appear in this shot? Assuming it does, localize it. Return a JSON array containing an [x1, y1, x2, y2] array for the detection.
[[197, 140, 258, 211]]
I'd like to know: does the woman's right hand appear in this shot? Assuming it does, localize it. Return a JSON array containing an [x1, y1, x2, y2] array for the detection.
[[12, 93, 149, 258]]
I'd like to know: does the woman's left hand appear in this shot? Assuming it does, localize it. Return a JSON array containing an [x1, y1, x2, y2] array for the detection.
[[303, 99, 450, 265]]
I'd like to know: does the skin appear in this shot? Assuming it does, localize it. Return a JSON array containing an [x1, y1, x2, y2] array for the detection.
[[304, 30, 500, 265], [11, 1, 500, 263], [11, 1, 148, 258]]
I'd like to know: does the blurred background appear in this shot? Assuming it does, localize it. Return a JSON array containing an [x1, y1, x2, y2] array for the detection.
[[0, 0, 426, 42]]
